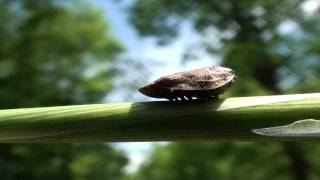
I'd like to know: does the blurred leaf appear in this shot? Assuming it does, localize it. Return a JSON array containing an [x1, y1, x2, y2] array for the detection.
[[0, 1, 131, 179], [126, 0, 320, 179], [0, 0, 124, 108], [253, 119, 320, 137]]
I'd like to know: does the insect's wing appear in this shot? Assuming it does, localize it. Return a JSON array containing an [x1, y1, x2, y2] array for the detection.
[[170, 66, 235, 90]]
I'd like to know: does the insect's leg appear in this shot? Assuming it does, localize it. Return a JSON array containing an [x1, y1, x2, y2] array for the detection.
[[172, 90, 184, 101], [169, 90, 176, 101], [193, 96, 201, 100], [167, 97, 175, 101], [181, 96, 188, 101], [183, 91, 194, 101], [181, 95, 188, 101], [191, 92, 200, 101], [195, 95, 202, 100], [189, 96, 197, 101], [167, 94, 177, 102], [179, 92, 189, 101]]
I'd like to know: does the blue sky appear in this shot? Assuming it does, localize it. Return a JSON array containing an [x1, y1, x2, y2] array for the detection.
[[94, 0, 218, 103], [92, 0, 319, 173], [92, 0, 217, 76], [90, 0, 218, 172]]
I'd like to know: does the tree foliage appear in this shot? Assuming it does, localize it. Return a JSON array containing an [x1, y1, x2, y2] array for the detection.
[[133, 142, 292, 180], [0, 144, 128, 180], [127, 0, 320, 179], [128, 0, 320, 95], [0, 0, 124, 108], [0, 0, 128, 179]]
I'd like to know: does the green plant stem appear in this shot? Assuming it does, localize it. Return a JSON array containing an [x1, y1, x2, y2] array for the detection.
[[0, 93, 320, 142]]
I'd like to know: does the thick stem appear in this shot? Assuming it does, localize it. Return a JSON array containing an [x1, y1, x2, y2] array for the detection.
[[0, 93, 319, 142]]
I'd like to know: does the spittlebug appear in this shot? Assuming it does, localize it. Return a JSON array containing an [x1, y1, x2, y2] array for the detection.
[[139, 66, 236, 101]]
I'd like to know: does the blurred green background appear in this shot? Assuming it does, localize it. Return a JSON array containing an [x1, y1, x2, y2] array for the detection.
[[0, 0, 320, 179]]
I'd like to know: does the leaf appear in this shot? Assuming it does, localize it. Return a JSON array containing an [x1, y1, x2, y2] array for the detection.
[[252, 119, 320, 137]]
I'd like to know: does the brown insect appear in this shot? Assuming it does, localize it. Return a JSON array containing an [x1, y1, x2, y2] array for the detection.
[[139, 66, 236, 101]]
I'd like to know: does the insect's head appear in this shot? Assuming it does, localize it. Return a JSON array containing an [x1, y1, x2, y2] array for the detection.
[[139, 80, 169, 98]]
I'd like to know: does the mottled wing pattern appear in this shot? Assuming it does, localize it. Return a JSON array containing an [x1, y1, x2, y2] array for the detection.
[[138, 65, 236, 100], [168, 66, 235, 90]]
